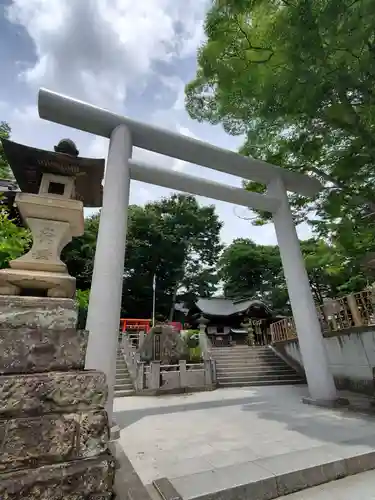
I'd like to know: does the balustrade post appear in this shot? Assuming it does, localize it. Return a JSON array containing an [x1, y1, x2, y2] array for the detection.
[[139, 331, 145, 347], [136, 362, 144, 391], [179, 360, 187, 388], [347, 294, 363, 326], [204, 360, 213, 386], [150, 361, 160, 390]]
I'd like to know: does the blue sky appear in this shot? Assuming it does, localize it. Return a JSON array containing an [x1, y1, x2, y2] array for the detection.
[[1, 0, 312, 245]]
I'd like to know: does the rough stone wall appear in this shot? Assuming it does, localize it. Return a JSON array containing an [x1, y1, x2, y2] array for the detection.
[[0, 296, 115, 499]]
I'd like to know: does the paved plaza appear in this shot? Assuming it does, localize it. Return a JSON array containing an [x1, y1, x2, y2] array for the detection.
[[114, 385, 375, 499]]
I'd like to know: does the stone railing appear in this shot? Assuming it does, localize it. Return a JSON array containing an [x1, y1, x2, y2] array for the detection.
[[270, 286, 375, 343], [140, 360, 215, 393], [199, 331, 216, 384], [120, 332, 216, 394]]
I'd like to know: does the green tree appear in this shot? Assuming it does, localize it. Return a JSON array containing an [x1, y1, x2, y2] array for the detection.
[[218, 237, 354, 314], [219, 238, 289, 313], [62, 213, 100, 290], [0, 122, 12, 180], [0, 209, 31, 269], [63, 194, 223, 319], [124, 194, 223, 319], [186, 0, 375, 272]]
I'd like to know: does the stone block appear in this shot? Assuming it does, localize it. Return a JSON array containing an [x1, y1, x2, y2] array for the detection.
[[0, 454, 115, 499], [0, 370, 107, 417], [0, 325, 87, 374], [0, 268, 76, 298], [0, 295, 77, 329], [0, 410, 109, 472]]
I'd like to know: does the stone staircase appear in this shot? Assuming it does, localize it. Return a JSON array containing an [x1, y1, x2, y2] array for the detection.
[[211, 345, 305, 388], [115, 348, 135, 397]]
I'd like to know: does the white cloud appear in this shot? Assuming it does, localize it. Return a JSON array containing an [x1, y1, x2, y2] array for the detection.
[[177, 125, 199, 139], [6, 0, 207, 111], [4, 0, 315, 251]]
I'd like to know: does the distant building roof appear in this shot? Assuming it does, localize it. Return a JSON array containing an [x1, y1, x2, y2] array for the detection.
[[194, 297, 273, 317]]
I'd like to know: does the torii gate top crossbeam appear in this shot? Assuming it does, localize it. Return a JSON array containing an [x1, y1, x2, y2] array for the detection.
[[38, 88, 321, 198], [129, 160, 279, 212]]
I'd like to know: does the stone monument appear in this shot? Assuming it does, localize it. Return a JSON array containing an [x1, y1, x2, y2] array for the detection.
[[139, 324, 188, 364], [0, 139, 115, 498]]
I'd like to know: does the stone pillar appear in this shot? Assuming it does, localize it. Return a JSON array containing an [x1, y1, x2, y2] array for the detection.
[[179, 360, 188, 388], [136, 362, 144, 391], [85, 125, 132, 419], [150, 361, 161, 390], [268, 177, 337, 402], [204, 359, 213, 386], [0, 296, 115, 498], [139, 330, 146, 347]]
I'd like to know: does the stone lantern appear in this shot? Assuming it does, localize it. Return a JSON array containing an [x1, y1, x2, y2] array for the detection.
[[198, 315, 209, 334], [0, 138, 104, 298], [241, 317, 255, 346]]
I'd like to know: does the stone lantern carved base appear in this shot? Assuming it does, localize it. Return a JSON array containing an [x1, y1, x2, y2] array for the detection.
[[0, 268, 76, 298], [10, 218, 72, 274], [0, 191, 84, 299], [0, 295, 116, 499]]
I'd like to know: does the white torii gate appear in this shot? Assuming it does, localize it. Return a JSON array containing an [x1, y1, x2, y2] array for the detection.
[[38, 88, 337, 415]]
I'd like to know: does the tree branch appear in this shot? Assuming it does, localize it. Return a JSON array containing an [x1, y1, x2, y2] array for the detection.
[[234, 16, 274, 55]]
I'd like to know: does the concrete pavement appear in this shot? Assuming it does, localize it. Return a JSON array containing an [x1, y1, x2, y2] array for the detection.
[[114, 385, 375, 499]]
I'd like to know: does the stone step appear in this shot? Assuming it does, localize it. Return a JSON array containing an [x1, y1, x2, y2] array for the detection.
[[215, 361, 288, 369], [215, 360, 292, 368], [214, 355, 284, 361], [115, 384, 134, 391], [168, 435, 375, 500], [116, 375, 132, 381], [217, 378, 306, 387], [217, 373, 304, 383], [211, 348, 271, 353], [114, 388, 135, 397], [216, 367, 298, 376], [212, 352, 276, 358], [116, 380, 132, 386], [115, 375, 131, 381]]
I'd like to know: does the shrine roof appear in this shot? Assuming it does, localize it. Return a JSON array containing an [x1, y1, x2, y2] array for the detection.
[[195, 297, 273, 317]]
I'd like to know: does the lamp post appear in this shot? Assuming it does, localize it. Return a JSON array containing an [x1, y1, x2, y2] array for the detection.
[[152, 274, 156, 327]]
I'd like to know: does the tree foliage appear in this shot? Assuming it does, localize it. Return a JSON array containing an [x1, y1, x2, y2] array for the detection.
[[0, 122, 12, 180], [218, 237, 363, 315], [186, 0, 375, 274], [64, 194, 223, 319], [0, 209, 31, 269]]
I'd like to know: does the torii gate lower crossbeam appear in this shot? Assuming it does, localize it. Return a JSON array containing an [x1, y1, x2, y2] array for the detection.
[[38, 89, 338, 417]]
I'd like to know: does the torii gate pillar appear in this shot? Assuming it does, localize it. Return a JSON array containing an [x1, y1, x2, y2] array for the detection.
[[268, 177, 337, 402]]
